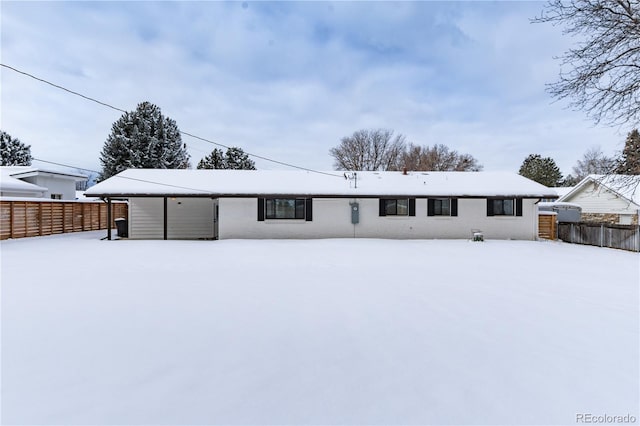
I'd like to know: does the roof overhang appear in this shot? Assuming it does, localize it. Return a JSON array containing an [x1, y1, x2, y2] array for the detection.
[[10, 170, 88, 181], [87, 193, 558, 199]]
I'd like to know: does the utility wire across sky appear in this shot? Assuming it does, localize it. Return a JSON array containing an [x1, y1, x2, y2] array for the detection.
[[1, 63, 342, 178]]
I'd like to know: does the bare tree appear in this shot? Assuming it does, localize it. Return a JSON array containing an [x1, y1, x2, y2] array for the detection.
[[75, 169, 98, 191], [330, 129, 406, 171], [398, 143, 482, 171], [533, 0, 640, 127], [572, 146, 618, 180]]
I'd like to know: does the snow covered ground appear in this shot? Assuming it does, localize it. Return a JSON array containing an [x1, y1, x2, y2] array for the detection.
[[1, 232, 638, 425]]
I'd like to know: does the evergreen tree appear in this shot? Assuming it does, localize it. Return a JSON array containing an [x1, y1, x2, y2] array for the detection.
[[225, 147, 256, 170], [560, 174, 579, 187], [616, 129, 640, 175], [518, 154, 563, 187], [99, 102, 190, 180], [197, 148, 226, 169], [0, 130, 32, 166], [197, 147, 256, 170]]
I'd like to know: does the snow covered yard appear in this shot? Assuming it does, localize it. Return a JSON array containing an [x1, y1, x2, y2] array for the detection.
[[1, 232, 638, 425]]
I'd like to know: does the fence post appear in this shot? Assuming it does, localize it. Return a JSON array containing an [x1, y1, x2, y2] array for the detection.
[[600, 224, 604, 247], [570, 223, 575, 244]]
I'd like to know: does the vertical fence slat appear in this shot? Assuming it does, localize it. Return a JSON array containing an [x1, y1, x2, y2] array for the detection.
[[0, 202, 11, 240], [559, 221, 640, 253], [0, 200, 127, 240], [39, 202, 43, 236], [10, 202, 15, 239]]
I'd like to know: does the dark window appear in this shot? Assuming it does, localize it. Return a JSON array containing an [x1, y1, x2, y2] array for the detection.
[[428, 198, 458, 216], [380, 198, 411, 216], [258, 198, 312, 221], [50, 194, 62, 200], [494, 199, 514, 215], [435, 199, 450, 215], [265, 198, 306, 219], [434, 198, 450, 215], [487, 198, 521, 216]]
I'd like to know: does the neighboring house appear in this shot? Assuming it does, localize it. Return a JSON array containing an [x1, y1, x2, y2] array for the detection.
[[0, 166, 87, 200], [0, 172, 47, 198], [557, 174, 640, 225], [85, 169, 557, 241], [541, 187, 573, 203]]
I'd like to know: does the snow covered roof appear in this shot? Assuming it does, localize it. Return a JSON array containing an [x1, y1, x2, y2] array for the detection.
[[85, 169, 558, 198], [1, 166, 87, 181], [0, 168, 47, 194], [551, 187, 573, 198], [558, 174, 640, 206], [0, 176, 47, 194]]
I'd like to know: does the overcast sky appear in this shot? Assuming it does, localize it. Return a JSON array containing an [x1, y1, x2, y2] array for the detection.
[[0, 1, 632, 177]]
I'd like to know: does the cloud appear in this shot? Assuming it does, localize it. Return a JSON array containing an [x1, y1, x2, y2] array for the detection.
[[0, 1, 629, 177]]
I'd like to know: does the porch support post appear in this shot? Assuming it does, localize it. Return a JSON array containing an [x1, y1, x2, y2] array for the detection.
[[107, 198, 112, 241], [163, 197, 168, 240]]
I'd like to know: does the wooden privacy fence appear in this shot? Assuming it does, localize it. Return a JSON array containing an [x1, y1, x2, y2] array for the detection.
[[538, 213, 557, 240], [0, 200, 128, 240], [558, 222, 640, 252]]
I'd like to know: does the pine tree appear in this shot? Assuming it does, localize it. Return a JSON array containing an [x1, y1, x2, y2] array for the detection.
[[99, 102, 190, 180], [0, 130, 32, 166], [616, 129, 640, 175], [197, 148, 226, 169], [196, 147, 256, 170], [225, 147, 256, 170], [518, 154, 563, 187]]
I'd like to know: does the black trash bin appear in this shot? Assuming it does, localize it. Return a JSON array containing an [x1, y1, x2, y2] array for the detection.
[[114, 218, 128, 238]]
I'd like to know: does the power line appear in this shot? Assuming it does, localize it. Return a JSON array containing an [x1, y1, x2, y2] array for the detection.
[[33, 157, 216, 194], [179, 130, 339, 175], [1, 63, 342, 178], [1, 63, 127, 114]]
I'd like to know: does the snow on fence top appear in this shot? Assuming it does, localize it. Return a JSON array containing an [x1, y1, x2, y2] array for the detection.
[[85, 169, 558, 199]]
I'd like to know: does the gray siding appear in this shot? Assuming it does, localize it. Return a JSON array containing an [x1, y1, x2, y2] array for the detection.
[[129, 197, 215, 239], [129, 198, 164, 239], [167, 198, 215, 239]]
